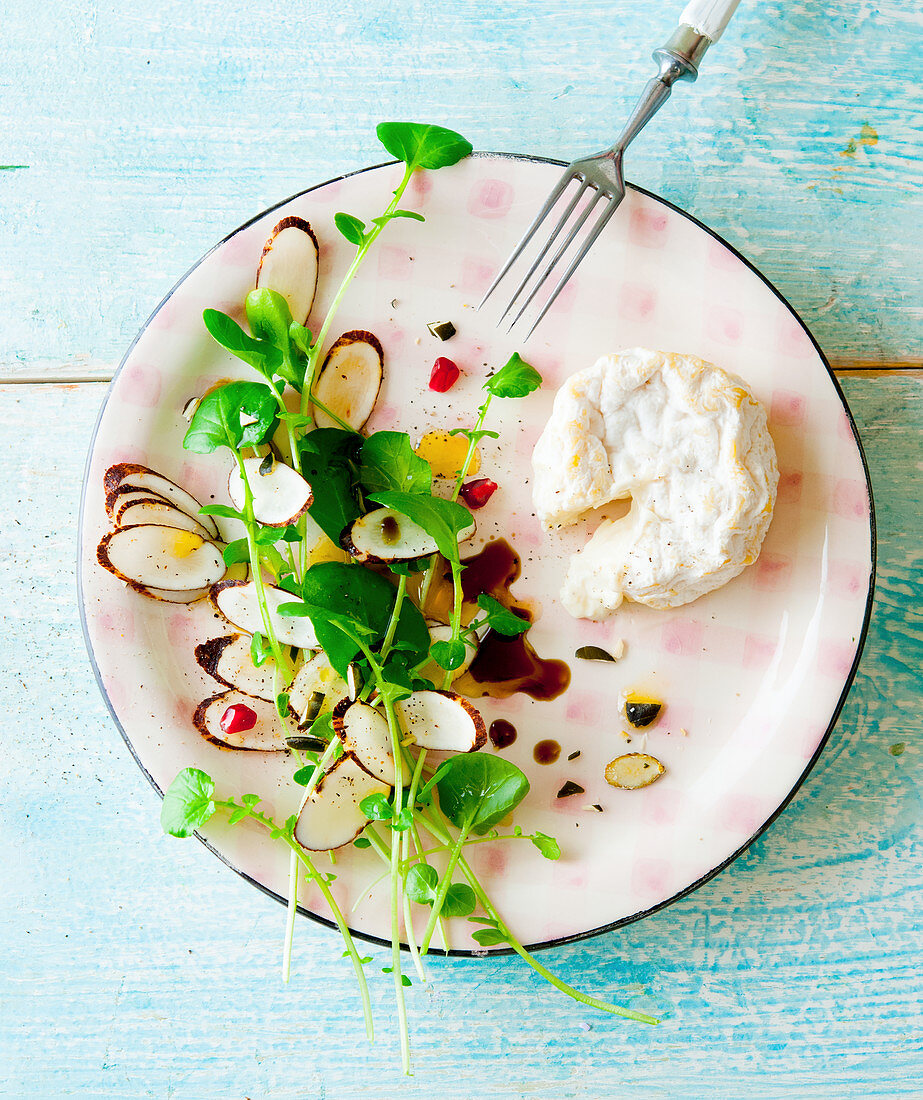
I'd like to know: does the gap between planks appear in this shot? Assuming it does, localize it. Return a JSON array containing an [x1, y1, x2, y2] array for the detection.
[[2, 361, 922, 386]]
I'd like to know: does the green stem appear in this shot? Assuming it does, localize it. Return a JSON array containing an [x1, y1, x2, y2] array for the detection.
[[309, 393, 361, 434], [412, 811, 656, 1024], [379, 573, 407, 664], [380, 692, 411, 1074], [235, 452, 293, 680], [281, 848, 299, 983], [451, 397, 491, 501], [402, 750, 429, 981], [301, 163, 415, 420], [219, 802, 374, 1040], [419, 819, 470, 956], [419, 398, 490, 614], [441, 560, 465, 690]]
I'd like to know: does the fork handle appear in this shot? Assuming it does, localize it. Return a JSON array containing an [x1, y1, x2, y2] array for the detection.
[[611, 0, 741, 150], [680, 0, 742, 43]]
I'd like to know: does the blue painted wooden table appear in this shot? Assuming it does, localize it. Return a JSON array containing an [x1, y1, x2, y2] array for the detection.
[[2, 2, 920, 1096]]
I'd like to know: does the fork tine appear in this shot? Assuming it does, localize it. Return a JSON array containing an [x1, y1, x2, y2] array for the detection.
[[522, 196, 621, 339], [476, 169, 574, 311], [496, 180, 590, 327], [504, 187, 606, 332]]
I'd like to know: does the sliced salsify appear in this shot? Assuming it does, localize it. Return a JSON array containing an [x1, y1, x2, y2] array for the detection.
[[98, 524, 226, 590], [394, 689, 487, 753], [255, 216, 319, 326], [294, 755, 391, 851]]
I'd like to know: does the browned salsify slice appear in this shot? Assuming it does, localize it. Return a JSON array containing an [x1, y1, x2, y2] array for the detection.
[[227, 455, 313, 527], [193, 690, 294, 751], [103, 463, 219, 539], [294, 755, 391, 851], [312, 330, 383, 430], [394, 690, 487, 753], [98, 525, 226, 590], [331, 698, 396, 786], [256, 216, 319, 325], [195, 633, 278, 702]]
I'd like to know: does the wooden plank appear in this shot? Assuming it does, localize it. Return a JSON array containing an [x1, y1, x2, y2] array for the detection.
[[1, 375, 920, 1096], [0, 1, 920, 382]]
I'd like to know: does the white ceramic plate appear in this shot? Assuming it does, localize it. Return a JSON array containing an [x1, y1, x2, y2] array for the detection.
[[79, 153, 874, 952]]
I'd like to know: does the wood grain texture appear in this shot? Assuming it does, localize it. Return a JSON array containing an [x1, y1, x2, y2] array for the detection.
[[1, 375, 920, 1098], [0, 0, 921, 380]]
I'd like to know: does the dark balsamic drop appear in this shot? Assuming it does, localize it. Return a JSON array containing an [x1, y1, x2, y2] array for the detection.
[[488, 719, 517, 749], [533, 739, 561, 765]]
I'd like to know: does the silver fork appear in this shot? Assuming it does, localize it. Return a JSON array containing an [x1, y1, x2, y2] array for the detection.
[[479, 0, 742, 337]]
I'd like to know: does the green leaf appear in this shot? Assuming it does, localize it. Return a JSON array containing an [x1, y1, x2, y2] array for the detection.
[[249, 632, 271, 667], [430, 638, 466, 671], [183, 380, 278, 454], [227, 805, 250, 825], [369, 490, 472, 564], [353, 837, 372, 849], [298, 562, 430, 677], [298, 429, 364, 545], [415, 761, 452, 807], [371, 210, 426, 227], [405, 863, 439, 905], [530, 832, 561, 860], [288, 323, 313, 360], [222, 538, 251, 566], [376, 122, 473, 171], [436, 753, 530, 836], [280, 525, 302, 543], [447, 427, 500, 443], [484, 352, 543, 400], [334, 212, 368, 246], [360, 431, 432, 496], [476, 594, 529, 636], [202, 308, 282, 378], [245, 289, 307, 391], [275, 691, 290, 719], [471, 927, 508, 947], [160, 768, 216, 838], [359, 792, 393, 821], [199, 504, 246, 520], [401, 975, 412, 987], [310, 712, 335, 744], [441, 883, 476, 917], [376, 651, 417, 703]]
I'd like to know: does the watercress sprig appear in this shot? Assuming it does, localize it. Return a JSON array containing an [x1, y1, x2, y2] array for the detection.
[[161, 769, 375, 1039], [299, 123, 473, 424]]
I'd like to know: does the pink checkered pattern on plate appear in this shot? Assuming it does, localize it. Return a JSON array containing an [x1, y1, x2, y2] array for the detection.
[[80, 154, 872, 951]]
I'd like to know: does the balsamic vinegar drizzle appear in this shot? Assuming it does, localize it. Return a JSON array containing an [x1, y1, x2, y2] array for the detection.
[[450, 539, 570, 702]]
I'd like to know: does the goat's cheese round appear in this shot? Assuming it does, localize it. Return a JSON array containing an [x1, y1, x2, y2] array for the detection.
[[532, 348, 778, 617]]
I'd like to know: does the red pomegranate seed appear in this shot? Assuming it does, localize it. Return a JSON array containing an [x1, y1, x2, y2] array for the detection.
[[220, 702, 258, 735], [459, 477, 498, 509], [429, 357, 460, 392]]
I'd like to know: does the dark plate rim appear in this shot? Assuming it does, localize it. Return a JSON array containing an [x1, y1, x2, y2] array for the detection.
[[78, 150, 877, 958]]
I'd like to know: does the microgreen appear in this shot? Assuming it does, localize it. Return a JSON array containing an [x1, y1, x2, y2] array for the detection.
[[435, 753, 530, 836], [170, 121, 658, 1072], [474, 594, 529, 637], [202, 308, 282, 379], [297, 429, 364, 544], [360, 432, 432, 495], [160, 768, 216, 838], [368, 491, 471, 564], [183, 380, 278, 454], [376, 122, 473, 171], [484, 352, 543, 399]]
